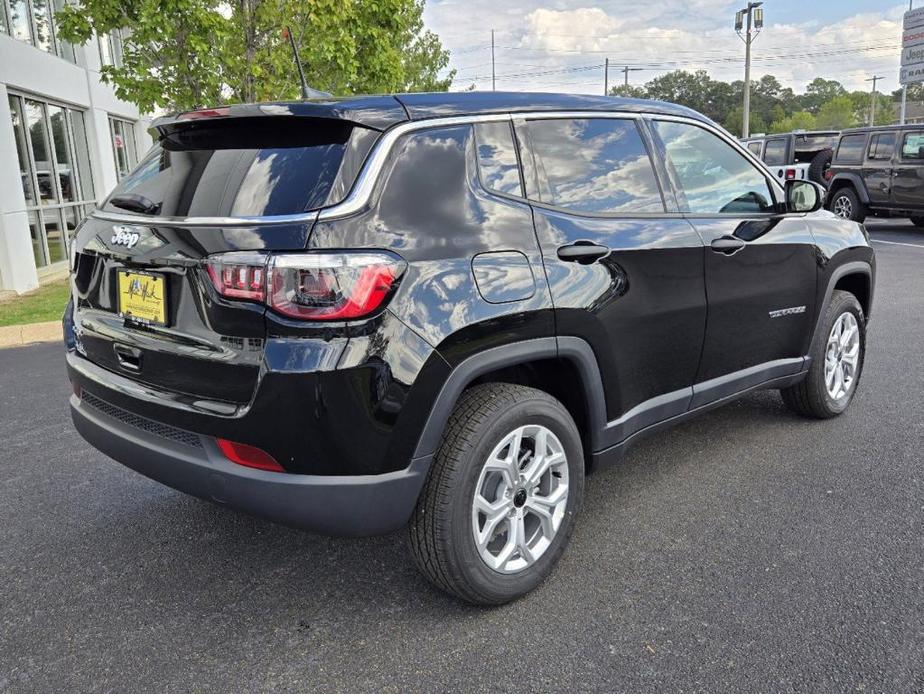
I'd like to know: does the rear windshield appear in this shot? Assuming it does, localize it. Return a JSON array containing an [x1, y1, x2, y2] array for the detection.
[[102, 118, 361, 217]]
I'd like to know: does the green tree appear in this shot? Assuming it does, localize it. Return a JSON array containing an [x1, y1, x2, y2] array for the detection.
[[799, 78, 847, 114], [642, 69, 734, 123], [55, 0, 452, 112], [723, 105, 767, 137], [815, 95, 858, 129], [608, 84, 647, 98], [769, 110, 817, 133], [846, 90, 893, 126]]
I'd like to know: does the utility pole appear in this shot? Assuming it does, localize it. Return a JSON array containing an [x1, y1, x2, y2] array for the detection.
[[604, 58, 609, 95], [902, 0, 913, 124], [622, 65, 643, 87], [491, 30, 496, 91], [866, 75, 884, 126], [735, 2, 764, 139]]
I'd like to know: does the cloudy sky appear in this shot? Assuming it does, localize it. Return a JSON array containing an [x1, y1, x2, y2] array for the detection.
[[424, 0, 908, 94]]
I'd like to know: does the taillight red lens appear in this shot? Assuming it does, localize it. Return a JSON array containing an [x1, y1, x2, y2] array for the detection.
[[204, 251, 405, 320], [268, 252, 405, 320], [205, 253, 267, 301], [217, 438, 285, 472], [785, 168, 797, 180]]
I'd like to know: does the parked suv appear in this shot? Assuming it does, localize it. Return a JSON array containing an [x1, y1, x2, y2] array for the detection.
[[65, 93, 875, 605], [742, 130, 839, 186], [826, 125, 924, 226]]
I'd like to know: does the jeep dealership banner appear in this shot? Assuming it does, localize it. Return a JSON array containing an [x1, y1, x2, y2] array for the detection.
[[901, 7, 924, 84]]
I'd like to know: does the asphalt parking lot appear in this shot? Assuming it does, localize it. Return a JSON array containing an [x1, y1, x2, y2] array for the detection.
[[1, 220, 922, 693]]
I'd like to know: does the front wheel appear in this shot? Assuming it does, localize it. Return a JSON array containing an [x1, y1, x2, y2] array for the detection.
[[828, 187, 866, 223], [781, 290, 866, 419], [408, 383, 584, 605]]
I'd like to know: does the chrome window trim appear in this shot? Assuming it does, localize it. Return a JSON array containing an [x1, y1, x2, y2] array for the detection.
[[88, 109, 776, 227]]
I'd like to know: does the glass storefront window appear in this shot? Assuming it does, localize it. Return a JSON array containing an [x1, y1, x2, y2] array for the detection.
[[110, 117, 137, 180], [9, 0, 32, 43], [3, 0, 77, 61], [30, 0, 53, 53], [9, 96, 37, 206], [8, 93, 97, 268], [52, 0, 75, 61]]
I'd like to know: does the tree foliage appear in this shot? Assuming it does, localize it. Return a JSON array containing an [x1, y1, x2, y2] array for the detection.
[[55, 0, 453, 112], [609, 69, 901, 136]]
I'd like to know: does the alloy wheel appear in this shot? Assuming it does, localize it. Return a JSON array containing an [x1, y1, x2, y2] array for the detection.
[[471, 424, 569, 574], [832, 195, 852, 219], [824, 311, 860, 401]]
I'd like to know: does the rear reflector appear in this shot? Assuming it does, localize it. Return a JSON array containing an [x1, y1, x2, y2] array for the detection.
[[217, 438, 285, 472]]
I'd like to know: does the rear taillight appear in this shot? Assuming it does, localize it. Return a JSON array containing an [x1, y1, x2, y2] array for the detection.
[[204, 251, 405, 321], [785, 168, 797, 180]]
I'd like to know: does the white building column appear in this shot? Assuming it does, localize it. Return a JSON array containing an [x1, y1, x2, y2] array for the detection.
[[0, 83, 40, 293]]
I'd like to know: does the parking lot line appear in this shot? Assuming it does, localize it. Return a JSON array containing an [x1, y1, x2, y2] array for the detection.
[[870, 239, 924, 249]]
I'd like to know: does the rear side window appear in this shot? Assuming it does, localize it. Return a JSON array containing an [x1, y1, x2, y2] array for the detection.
[[652, 120, 774, 215], [525, 118, 663, 214], [474, 121, 523, 197], [867, 133, 896, 161], [901, 132, 924, 159], [102, 118, 359, 217], [762, 138, 787, 165], [835, 134, 867, 163]]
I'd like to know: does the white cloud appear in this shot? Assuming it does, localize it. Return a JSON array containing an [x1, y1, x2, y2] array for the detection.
[[425, 1, 906, 95]]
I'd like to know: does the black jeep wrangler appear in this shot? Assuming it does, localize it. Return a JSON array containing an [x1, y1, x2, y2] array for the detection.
[[827, 125, 924, 226], [65, 93, 874, 604]]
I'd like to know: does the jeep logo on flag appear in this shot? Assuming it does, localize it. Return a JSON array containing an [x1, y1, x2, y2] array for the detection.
[[111, 225, 141, 249]]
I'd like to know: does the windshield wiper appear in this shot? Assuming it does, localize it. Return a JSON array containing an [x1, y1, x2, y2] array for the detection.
[[108, 194, 161, 215]]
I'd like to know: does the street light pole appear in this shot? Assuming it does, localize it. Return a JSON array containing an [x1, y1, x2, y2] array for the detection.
[[604, 58, 609, 96], [735, 2, 764, 139], [902, 0, 913, 125], [491, 30, 496, 92]]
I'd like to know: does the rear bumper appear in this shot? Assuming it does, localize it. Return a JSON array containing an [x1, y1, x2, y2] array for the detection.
[[70, 393, 430, 536]]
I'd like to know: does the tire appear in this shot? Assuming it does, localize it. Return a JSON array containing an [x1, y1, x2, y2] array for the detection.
[[909, 216, 924, 228], [808, 149, 833, 186], [408, 383, 584, 605], [828, 186, 866, 222], [781, 290, 866, 419]]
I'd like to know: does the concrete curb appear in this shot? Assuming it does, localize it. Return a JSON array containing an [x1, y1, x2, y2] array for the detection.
[[0, 321, 63, 349]]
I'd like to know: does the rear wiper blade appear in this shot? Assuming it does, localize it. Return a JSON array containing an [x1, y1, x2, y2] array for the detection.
[[108, 194, 161, 215]]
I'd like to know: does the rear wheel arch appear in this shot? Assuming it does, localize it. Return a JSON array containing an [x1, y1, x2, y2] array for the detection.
[[412, 337, 607, 464]]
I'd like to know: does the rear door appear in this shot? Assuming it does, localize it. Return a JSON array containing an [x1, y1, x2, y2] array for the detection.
[[863, 131, 896, 206], [517, 115, 706, 445], [891, 130, 924, 210], [71, 115, 374, 405], [649, 119, 817, 403]]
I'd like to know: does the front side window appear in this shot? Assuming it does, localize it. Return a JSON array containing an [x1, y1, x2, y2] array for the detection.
[[525, 118, 664, 214], [901, 132, 924, 159], [652, 120, 774, 215], [747, 141, 762, 156], [762, 138, 787, 165], [867, 133, 896, 161], [474, 121, 523, 197], [835, 134, 867, 163]]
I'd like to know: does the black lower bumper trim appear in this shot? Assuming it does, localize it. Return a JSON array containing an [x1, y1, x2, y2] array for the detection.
[[71, 395, 430, 537]]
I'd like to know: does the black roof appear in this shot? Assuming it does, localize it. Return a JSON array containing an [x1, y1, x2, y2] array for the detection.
[[151, 91, 709, 136], [839, 124, 911, 135]]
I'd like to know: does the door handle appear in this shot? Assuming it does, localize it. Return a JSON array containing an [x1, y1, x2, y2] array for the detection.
[[710, 236, 747, 255], [557, 241, 610, 263], [113, 343, 143, 372]]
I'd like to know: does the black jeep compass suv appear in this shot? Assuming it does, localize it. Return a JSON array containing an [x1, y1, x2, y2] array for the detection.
[[65, 93, 875, 604]]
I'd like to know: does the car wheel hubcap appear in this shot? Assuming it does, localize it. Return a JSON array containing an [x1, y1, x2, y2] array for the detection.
[[824, 312, 860, 401], [471, 424, 569, 574], [833, 196, 852, 219]]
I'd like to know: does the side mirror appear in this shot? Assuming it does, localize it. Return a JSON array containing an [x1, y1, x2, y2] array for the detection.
[[786, 179, 825, 213]]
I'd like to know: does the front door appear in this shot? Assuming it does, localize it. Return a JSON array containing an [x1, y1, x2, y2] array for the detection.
[[863, 131, 896, 206], [649, 119, 818, 405], [518, 116, 707, 446], [891, 130, 924, 211]]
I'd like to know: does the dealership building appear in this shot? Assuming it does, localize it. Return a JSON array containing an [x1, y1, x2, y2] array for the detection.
[[0, 3, 151, 295]]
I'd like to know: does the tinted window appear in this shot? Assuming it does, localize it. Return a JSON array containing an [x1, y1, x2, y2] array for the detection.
[[867, 133, 896, 161], [103, 118, 357, 217], [526, 118, 663, 214], [653, 120, 774, 214], [901, 132, 924, 159], [763, 138, 787, 165], [747, 141, 762, 155], [474, 121, 523, 197], [835, 134, 867, 163]]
